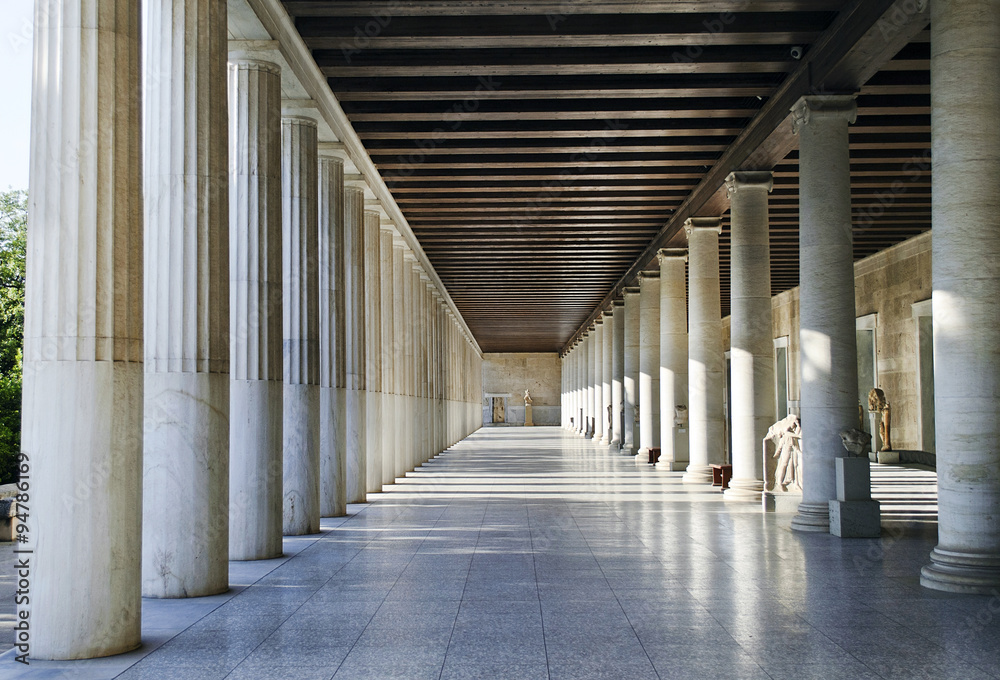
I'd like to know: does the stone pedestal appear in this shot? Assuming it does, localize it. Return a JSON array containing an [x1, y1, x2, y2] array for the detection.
[[724, 172, 775, 502], [525, 404, 533, 426], [921, 0, 1000, 593], [656, 249, 689, 471], [637, 271, 661, 462], [683, 218, 725, 484], [143, 0, 230, 598], [281, 115, 320, 536], [829, 458, 881, 538], [20, 0, 143, 656], [318, 153, 347, 517], [789, 95, 859, 533], [229, 59, 284, 557]]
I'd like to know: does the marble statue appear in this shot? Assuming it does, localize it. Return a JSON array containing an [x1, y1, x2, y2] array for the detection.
[[523, 390, 532, 405], [674, 405, 688, 429], [763, 414, 802, 492], [607, 403, 613, 431], [867, 388, 892, 451], [839, 428, 872, 457], [523, 390, 533, 426]]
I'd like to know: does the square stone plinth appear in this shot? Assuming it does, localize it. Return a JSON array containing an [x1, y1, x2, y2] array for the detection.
[[829, 499, 881, 538], [836, 457, 872, 501]]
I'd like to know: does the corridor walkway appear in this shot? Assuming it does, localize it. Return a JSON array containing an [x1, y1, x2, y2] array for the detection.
[[2, 427, 997, 679]]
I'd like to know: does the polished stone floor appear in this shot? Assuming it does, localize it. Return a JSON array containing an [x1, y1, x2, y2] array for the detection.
[[1, 426, 998, 679]]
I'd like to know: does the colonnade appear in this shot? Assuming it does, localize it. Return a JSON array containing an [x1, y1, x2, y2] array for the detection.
[[20, 0, 482, 660]]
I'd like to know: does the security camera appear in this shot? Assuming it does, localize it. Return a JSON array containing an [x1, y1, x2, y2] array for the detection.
[[790, 46, 803, 60]]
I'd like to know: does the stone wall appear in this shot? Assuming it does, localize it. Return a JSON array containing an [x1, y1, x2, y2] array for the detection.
[[722, 231, 932, 452], [482, 353, 561, 425]]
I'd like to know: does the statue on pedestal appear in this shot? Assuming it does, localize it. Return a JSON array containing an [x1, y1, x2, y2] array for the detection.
[[763, 414, 802, 493], [867, 388, 892, 451], [523, 389, 533, 426]]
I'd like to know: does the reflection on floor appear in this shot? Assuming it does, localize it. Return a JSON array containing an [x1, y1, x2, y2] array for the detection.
[[2, 427, 998, 679]]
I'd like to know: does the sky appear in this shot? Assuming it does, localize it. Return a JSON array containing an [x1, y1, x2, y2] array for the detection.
[[0, 0, 34, 192]]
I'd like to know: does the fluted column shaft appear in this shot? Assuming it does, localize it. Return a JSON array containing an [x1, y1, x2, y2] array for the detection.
[[364, 210, 383, 493], [143, 0, 230, 598], [380, 225, 396, 485], [623, 287, 640, 455], [576, 342, 585, 434], [683, 218, 725, 484], [22, 0, 142, 657], [228, 59, 283, 558], [344, 186, 367, 503], [601, 312, 613, 444], [921, 0, 1000, 593], [610, 301, 625, 450], [725, 172, 775, 501], [318, 154, 347, 518], [656, 249, 689, 471], [280, 116, 320, 536], [392, 241, 406, 475], [593, 320, 605, 441], [638, 271, 661, 460], [790, 95, 858, 532], [585, 331, 595, 437]]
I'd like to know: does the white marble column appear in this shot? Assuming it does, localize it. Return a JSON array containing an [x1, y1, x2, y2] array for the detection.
[[921, 0, 1000, 593], [601, 310, 613, 444], [610, 301, 625, 451], [380, 222, 396, 486], [637, 271, 661, 462], [585, 330, 595, 437], [280, 115, 320, 535], [575, 341, 584, 434], [392, 239, 406, 475], [228, 58, 283, 557], [404, 255, 418, 468], [683, 217, 725, 485], [725, 172, 775, 501], [318, 151, 347, 518], [364, 209, 383, 493], [592, 319, 605, 441], [790, 95, 858, 532], [344, 185, 367, 503], [143, 0, 230, 598], [656, 249, 690, 472], [623, 286, 640, 455], [21, 0, 142, 657]]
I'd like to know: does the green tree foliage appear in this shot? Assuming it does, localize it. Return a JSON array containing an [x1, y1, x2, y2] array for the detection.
[[0, 189, 27, 485]]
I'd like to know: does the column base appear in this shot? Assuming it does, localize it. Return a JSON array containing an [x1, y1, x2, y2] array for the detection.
[[655, 459, 687, 472], [635, 450, 650, 464], [791, 501, 831, 533], [599, 435, 610, 445], [620, 447, 634, 457], [921, 547, 1000, 594], [608, 438, 620, 453], [723, 479, 764, 502], [682, 465, 714, 484]]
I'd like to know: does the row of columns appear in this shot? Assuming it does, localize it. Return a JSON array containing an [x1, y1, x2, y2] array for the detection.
[[564, 0, 1000, 595], [21, 0, 483, 660]]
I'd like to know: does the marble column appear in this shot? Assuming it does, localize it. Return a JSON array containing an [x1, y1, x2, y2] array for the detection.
[[637, 271, 661, 461], [392, 238, 406, 475], [601, 311, 613, 444], [318, 152, 347, 517], [610, 301, 625, 451], [725, 172, 775, 501], [143, 0, 229, 598], [344, 185, 367, 503], [623, 287, 640, 455], [575, 341, 585, 434], [21, 0, 142, 657], [364, 210, 383, 493], [585, 330, 595, 437], [683, 218, 725, 485], [228, 59, 283, 557], [656, 249, 690, 472], [593, 319, 605, 441], [921, 0, 1000, 593], [280, 115, 320, 535], [790, 94, 858, 532], [380, 223, 396, 486]]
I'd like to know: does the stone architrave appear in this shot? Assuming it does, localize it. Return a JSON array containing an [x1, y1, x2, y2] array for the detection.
[[20, 0, 143, 657], [622, 287, 641, 455], [318, 151, 347, 518], [789, 94, 859, 533], [280, 115, 321, 536], [229, 58, 284, 556], [724, 172, 776, 501], [656, 249, 689, 471], [143, 0, 230, 598], [344, 185, 367, 503], [921, 0, 1000, 593], [683, 217, 725, 484], [637, 270, 661, 462]]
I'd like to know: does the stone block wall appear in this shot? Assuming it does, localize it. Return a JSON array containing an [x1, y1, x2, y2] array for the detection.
[[482, 353, 561, 425]]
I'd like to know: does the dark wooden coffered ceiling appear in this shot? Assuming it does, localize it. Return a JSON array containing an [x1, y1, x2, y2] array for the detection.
[[284, 0, 931, 353]]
